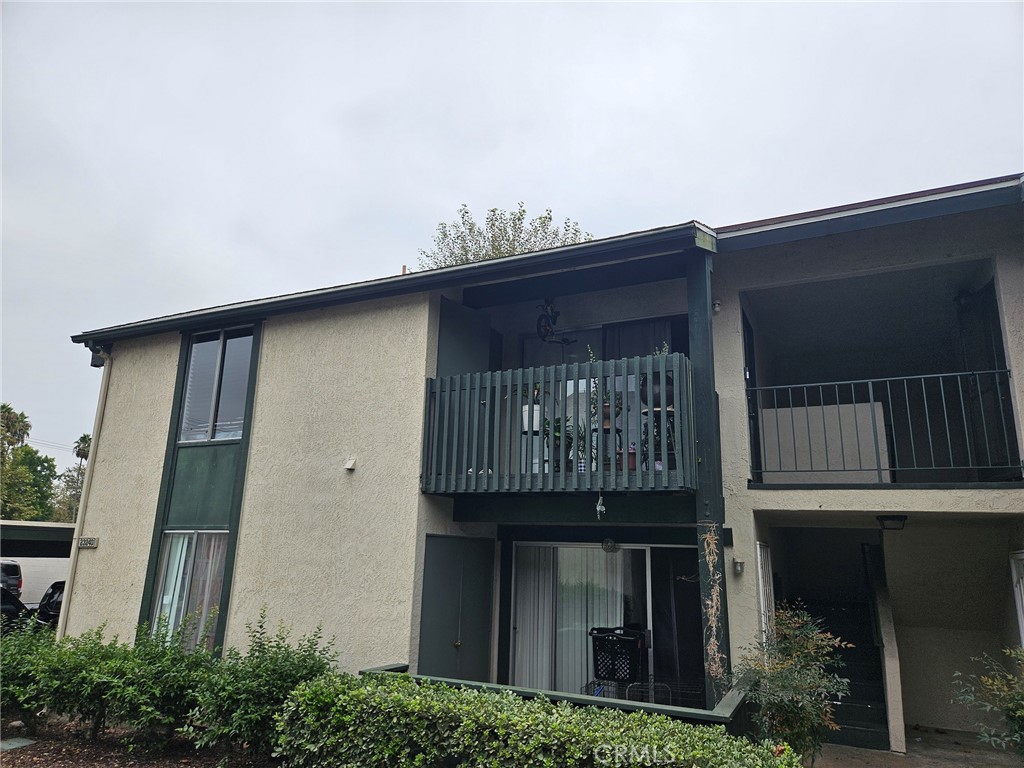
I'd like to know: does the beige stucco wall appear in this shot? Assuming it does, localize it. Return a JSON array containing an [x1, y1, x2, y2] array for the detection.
[[226, 294, 433, 672], [994, 242, 1024, 461], [65, 333, 180, 639], [885, 522, 1014, 731]]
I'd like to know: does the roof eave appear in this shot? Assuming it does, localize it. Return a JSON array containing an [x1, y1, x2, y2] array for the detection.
[[72, 221, 706, 347], [716, 174, 1023, 253]]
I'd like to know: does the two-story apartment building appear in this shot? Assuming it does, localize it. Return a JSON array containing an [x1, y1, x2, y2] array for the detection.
[[61, 174, 1024, 752]]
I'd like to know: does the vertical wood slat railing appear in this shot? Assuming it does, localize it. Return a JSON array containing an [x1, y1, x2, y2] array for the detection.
[[421, 353, 696, 493]]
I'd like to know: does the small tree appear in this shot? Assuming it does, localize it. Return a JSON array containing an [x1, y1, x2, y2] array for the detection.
[[52, 464, 85, 523], [417, 202, 592, 270], [953, 648, 1024, 753], [735, 605, 852, 764], [2, 445, 57, 520]]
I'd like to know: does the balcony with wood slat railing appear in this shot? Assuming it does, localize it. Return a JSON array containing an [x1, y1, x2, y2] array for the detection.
[[420, 353, 696, 494]]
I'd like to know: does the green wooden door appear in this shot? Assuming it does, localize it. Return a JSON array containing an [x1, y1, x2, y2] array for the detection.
[[418, 535, 495, 682]]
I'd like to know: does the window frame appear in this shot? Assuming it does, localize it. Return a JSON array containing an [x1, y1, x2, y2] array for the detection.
[[139, 322, 262, 654], [178, 326, 254, 445], [150, 529, 230, 649]]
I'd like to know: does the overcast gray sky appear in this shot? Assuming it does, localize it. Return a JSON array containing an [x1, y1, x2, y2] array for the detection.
[[3, 1, 1022, 469]]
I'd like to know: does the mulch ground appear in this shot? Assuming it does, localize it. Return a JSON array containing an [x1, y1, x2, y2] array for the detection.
[[1, 720, 279, 768]]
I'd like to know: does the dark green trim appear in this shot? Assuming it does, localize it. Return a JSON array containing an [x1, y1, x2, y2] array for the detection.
[[496, 524, 731, 547], [686, 249, 730, 708], [0, 522, 76, 543], [496, 539, 513, 686], [165, 444, 241, 528], [357, 664, 752, 724], [748, 481, 1024, 490], [138, 333, 193, 632], [136, 322, 263, 651], [454, 493, 697, 524], [214, 321, 262, 650]]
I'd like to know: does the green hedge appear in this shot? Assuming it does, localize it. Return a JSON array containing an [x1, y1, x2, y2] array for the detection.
[[183, 609, 336, 755], [0, 611, 332, 752], [275, 672, 800, 768], [0, 621, 55, 734], [1, 619, 215, 743], [4, 617, 797, 766]]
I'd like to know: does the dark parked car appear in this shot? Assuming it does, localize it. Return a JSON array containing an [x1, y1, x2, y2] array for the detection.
[[36, 580, 65, 628], [1, 586, 30, 627], [1, 559, 23, 599]]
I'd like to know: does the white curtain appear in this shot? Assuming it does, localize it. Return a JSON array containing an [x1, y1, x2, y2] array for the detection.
[[152, 531, 228, 649], [555, 547, 623, 694], [185, 532, 229, 649], [512, 545, 625, 694], [512, 546, 555, 689], [153, 532, 195, 639]]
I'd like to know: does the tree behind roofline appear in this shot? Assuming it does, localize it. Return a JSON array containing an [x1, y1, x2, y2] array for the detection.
[[417, 202, 592, 270]]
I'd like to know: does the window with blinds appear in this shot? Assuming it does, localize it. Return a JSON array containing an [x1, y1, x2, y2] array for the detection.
[[179, 329, 254, 442]]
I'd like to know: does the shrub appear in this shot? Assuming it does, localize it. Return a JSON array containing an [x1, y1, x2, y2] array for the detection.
[[184, 609, 336, 756], [0, 621, 56, 734], [105, 617, 217, 745], [37, 626, 130, 739], [733, 605, 852, 762], [2, 616, 215, 744], [275, 672, 801, 768], [953, 648, 1024, 753]]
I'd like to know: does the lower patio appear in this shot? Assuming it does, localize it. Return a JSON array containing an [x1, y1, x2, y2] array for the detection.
[[818, 727, 1020, 768]]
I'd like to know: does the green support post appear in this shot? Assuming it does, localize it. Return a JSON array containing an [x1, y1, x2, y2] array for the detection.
[[687, 246, 730, 708]]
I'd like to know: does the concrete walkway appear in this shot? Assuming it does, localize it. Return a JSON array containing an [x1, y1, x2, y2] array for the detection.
[[816, 728, 1021, 768], [0, 737, 36, 751]]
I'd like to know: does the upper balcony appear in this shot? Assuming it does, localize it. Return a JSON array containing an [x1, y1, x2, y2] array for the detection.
[[421, 352, 697, 494], [742, 258, 1023, 487], [748, 369, 1019, 484]]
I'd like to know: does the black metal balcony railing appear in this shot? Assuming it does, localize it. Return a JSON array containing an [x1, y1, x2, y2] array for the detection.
[[748, 370, 1021, 484], [421, 353, 696, 493]]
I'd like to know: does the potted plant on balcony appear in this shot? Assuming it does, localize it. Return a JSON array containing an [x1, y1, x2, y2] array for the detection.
[[520, 382, 544, 434], [640, 341, 673, 408], [587, 345, 622, 428], [545, 416, 583, 471]]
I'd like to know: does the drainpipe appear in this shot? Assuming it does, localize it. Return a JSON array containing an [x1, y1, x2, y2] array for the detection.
[[57, 344, 112, 639]]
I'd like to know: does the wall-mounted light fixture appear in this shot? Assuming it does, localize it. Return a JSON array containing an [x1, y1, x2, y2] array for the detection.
[[732, 558, 745, 576], [877, 515, 907, 531], [712, 299, 723, 315], [602, 538, 618, 553]]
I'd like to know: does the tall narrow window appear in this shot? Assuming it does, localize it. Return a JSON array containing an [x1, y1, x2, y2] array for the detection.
[[151, 530, 228, 649], [180, 329, 254, 442]]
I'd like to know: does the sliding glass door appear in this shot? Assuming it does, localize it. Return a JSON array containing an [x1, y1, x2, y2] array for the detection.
[[511, 542, 705, 705], [512, 543, 649, 695]]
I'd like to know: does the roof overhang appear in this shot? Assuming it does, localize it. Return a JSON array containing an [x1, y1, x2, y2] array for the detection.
[[71, 173, 1023, 349], [716, 173, 1023, 252], [71, 221, 713, 347]]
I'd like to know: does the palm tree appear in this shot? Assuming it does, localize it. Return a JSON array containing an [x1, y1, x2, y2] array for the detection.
[[74, 433, 92, 468], [1, 403, 31, 447]]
